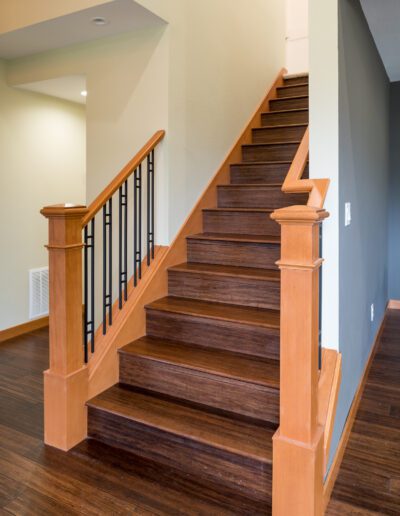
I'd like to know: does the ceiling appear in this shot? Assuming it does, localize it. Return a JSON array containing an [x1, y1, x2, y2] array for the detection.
[[17, 76, 87, 105], [360, 0, 400, 81], [0, 0, 165, 60]]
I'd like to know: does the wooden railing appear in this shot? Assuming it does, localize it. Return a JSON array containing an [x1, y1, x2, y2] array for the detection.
[[271, 126, 340, 515], [40, 131, 165, 450]]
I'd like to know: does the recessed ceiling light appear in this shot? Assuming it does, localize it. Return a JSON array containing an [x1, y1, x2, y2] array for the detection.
[[91, 17, 108, 26], [81, 90, 87, 97]]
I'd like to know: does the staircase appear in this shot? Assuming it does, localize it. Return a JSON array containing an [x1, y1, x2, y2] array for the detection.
[[86, 73, 309, 508]]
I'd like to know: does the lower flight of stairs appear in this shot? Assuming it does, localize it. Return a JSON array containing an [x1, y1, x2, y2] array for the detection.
[[86, 73, 309, 507]]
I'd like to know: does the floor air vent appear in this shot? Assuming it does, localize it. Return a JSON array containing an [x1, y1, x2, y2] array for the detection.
[[29, 267, 49, 319]]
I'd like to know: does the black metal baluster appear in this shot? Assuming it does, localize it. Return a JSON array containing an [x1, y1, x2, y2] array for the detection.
[[83, 225, 89, 363], [108, 198, 112, 327], [134, 165, 142, 286], [123, 181, 128, 301], [318, 223, 323, 370], [83, 219, 95, 361], [103, 199, 113, 334], [147, 150, 155, 264], [90, 218, 95, 353], [119, 180, 128, 308], [151, 149, 155, 260]]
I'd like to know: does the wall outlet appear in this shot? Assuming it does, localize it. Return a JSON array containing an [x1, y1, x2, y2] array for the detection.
[[370, 303, 374, 322], [345, 202, 351, 226]]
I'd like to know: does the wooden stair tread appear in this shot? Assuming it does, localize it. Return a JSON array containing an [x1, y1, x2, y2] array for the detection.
[[87, 385, 275, 463], [242, 141, 301, 147], [146, 296, 280, 329], [271, 95, 308, 101], [261, 108, 308, 116], [186, 233, 280, 244], [253, 123, 307, 130], [204, 207, 275, 213], [277, 83, 308, 90], [218, 183, 283, 188], [231, 160, 308, 167], [169, 262, 280, 281], [120, 336, 280, 388]]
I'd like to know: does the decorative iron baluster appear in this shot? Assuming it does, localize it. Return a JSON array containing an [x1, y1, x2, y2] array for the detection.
[[147, 150, 155, 265], [83, 218, 95, 362], [102, 198, 113, 334], [133, 165, 142, 286], [118, 180, 128, 308]]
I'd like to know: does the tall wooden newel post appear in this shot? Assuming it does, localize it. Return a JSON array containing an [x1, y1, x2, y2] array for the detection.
[[41, 204, 88, 450], [271, 205, 329, 516]]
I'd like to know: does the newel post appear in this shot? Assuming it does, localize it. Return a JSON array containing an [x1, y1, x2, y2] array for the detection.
[[270, 205, 329, 516], [41, 204, 89, 451]]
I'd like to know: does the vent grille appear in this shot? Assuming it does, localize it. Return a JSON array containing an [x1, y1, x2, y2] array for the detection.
[[29, 267, 49, 319]]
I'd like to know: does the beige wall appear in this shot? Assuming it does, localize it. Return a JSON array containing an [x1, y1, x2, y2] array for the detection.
[[0, 0, 108, 33], [0, 60, 86, 331], [7, 0, 285, 243]]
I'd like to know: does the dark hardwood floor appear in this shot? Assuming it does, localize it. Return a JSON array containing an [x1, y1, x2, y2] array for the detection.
[[0, 328, 267, 515], [0, 308, 398, 514], [326, 308, 400, 515]]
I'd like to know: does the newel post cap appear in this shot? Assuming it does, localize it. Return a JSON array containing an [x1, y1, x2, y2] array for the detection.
[[271, 205, 329, 224], [41, 204, 88, 219]]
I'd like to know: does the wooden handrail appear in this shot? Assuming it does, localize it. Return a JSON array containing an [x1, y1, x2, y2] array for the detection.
[[281, 127, 330, 209], [82, 130, 165, 226]]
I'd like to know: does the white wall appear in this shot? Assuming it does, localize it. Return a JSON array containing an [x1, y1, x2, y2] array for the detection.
[[309, 0, 340, 352], [0, 60, 86, 331], [7, 0, 286, 243], [286, 0, 309, 74]]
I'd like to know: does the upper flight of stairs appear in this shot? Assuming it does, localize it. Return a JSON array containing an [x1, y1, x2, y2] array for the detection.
[[86, 73, 309, 508]]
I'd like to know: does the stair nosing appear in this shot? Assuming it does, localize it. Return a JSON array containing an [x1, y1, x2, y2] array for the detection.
[[87, 386, 274, 463], [119, 337, 280, 389], [146, 297, 280, 330]]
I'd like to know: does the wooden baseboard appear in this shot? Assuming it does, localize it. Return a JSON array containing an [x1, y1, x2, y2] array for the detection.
[[388, 299, 400, 309], [322, 310, 387, 511], [0, 316, 49, 343]]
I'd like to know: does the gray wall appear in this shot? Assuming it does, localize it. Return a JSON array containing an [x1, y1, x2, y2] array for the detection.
[[329, 0, 390, 468], [389, 82, 400, 299]]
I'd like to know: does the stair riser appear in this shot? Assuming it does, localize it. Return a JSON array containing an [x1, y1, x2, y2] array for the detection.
[[119, 355, 279, 424], [284, 76, 308, 86], [88, 407, 272, 503], [230, 163, 290, 184], [270, 97, 308, 111], [252, 125, 307, 144], [218, 187, 308, 209], [261, 110, 308, 127], [242, 143, 298, 162], [203, 210, 280, 236], [187, 239, 280, 269], [168, 270, 280, 310], [277, 84, 308, 98], [146, 308, 280, 360]]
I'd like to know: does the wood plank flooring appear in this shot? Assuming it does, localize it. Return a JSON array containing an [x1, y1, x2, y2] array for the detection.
[[326, 308, 400, 515], [0, 308, 399, 514]]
